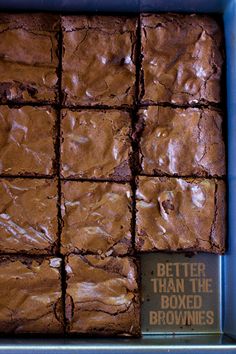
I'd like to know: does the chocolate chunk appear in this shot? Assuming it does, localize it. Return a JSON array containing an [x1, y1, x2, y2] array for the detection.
[[61, 16, 137, 107], [136, 176, 226, 253], [138, 106, 225, 177], [65, 254, 140, 336], [0, 106, 56, 176], [0, 179, 58, 254], [140, 13, 223, 105], [0, 14, 59, 103], [60, 109, 132, 180], [61, 181, 132, 256], [0, 256, 63, 333]]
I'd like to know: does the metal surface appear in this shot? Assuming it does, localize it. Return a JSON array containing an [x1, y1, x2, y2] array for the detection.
[[0, 335, 235, 353], [0, 0, 235, 352], [141, 254, 221, 334], [223, 0, 236, 341]]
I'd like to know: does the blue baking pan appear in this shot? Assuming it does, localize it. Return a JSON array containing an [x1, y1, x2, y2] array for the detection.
[[0, 0, 235, 352]]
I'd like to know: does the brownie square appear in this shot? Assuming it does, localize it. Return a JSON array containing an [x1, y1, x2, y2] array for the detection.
[[136, 177, 226, 253], [65, 254, 140, 336], [0, 179, 58, 254], [61, 109, 132, 180], [140, 14, 223, 105], [62, 16, 137, 107], [61, 181, 132, 256], [137, 106, 225, 177], [0, 257, 63, 333], [0, 14, 59, 103], [0, 106, 56, 176]]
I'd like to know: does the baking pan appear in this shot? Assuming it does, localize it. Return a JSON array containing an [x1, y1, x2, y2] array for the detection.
[[0, 0, 235, 352]]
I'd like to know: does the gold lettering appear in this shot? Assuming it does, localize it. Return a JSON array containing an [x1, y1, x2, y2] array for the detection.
[[150, 278, 158, 293], [166, 263, 173, 277], [151, 278, 185, 293], [157, 311, 166, 325], [149, 311, 158, 325], [166, 311, 175, 325], [206, 311, 214, 325], [198, 263, 206, 277], [186, 310, 196, 325], [189, 279, 213, 293], [156, 263, 165, 277], [160, 295, 202, 309], [161, 295, 169, 309], [206, 278, 213, 293]]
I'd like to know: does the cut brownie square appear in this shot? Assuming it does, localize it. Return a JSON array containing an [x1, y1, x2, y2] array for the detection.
[[136, 176, 226, 253], [62, 16, 137, 107], [65, 254, 140, 336], [140, 14, 223, 105], [0, 14, 59, 103], [0, 106, 56, 176], [61, 181, 132, 256], [0, 257, 63, 333], [137, 106, 225, 177], [60, 109, 132, 180], [0, 179, 58, 254]]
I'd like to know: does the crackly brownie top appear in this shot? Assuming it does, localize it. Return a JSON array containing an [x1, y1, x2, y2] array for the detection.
[[60, 109, 132, 180], [0, 106, 56, 176], [65, 254, 140, 336], [136, 177, 226, 253], [0, 257, 63, 333], [0, 179, 58, 254], [61, 181, 132, 256], [0, 13, 59, 103], [140, 13, 223, 105], [62, 16, 137, 107], [138, 106, 225, 177]]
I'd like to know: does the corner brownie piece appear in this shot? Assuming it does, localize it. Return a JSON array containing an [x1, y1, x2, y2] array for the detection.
[[0, 106, 56, 176], [140, 14, 223, 105], [137, 106, 225, 177], [0, 14, 59, 103], [136, 177, 226, 253], [62, 16, 137, 107], [0, 257, 63, 333], [61, 181, 132, 255], [0, 179, 58, 254], [61, 109, 132, 180], [65, 255, 140, 336]]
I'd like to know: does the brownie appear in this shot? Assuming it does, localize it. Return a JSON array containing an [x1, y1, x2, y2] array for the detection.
[[0, 179, 58, 254], [0, 106, 56, 176], [65, 254, 140, 336], [61, 16, 137, 107], [137, 106, 225, 177], [0, 14, 59, 103], [61, 181, 132, 255], [0, 257, 63, 333], [61, 109, 132, 180], [136, 176, 226, 253], [140, 14, 223, 105]]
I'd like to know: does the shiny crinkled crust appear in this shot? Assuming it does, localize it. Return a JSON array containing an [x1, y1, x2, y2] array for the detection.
[[138, 106, 225, 177], [61, 181, 132, 256], [65, 255, 140, 336], [135, 176, 226, 253], [0, 257, 63, 333], [61, 16, 137, 107], [0, 14, 59, 103], [0, 179, 58, 254], [60, 109, 132, 180], [0, 106, 56, 176], [140, 13, 223, 105]]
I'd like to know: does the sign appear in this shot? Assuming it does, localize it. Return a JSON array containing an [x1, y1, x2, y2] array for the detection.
[[141, 253, 221, 334]]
